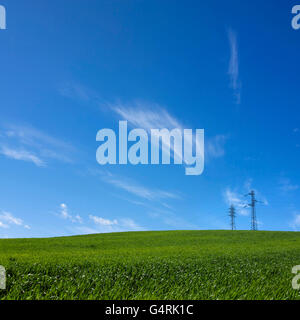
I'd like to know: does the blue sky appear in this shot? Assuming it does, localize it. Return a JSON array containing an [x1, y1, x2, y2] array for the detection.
[[0, 0, 300, 238]]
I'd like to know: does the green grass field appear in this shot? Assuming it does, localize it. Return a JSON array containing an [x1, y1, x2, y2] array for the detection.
[[0, 230, 300, 300]]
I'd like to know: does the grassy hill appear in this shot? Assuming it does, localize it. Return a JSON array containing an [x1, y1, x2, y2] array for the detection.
[[0, 230, 300, 300]]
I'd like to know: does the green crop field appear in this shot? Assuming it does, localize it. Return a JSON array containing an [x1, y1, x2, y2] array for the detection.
[[0, 230, 300, 300]]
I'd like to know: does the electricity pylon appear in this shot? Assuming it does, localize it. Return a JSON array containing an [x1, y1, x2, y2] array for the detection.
[[229, 205, 236, 230], [245, 190, 261, 231]]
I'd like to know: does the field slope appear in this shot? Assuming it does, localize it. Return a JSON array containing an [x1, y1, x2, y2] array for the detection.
[[0, 230, 300, 300]]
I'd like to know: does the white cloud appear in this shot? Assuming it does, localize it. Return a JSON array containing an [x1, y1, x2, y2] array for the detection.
[[112, 102, 186, 162], [146, 205, 199, 229], [110, 101, 226, 161], [290, 212, 300, 231], [223, 188, 249, 216], [0, 123, 74, 166], [74, 226, 100, 235], [244, 179, 269, 205], [89, 215, 118, 226], [228, 29, 239, 89], [59, 82, 104, 106], [112, 192, 196, 230], [0, 221, 8, 228], [59, 83, 93, 102], [60, 83, 227, 163], [60, 82, 228, 162], [223, 180, 268, 216], [88, 215, 145, 233], [279, 178, 299, 193], [0, 146, 45, 167], [59, 203, 83, 223], [0, 212, 23, 225], [119, 218, 142, 230], [0, 211, 30, 229], [206, 135, 227, 159], [112, 101, 182, 131], [228, 28, 241, 104], [101, 172, 180, 201]]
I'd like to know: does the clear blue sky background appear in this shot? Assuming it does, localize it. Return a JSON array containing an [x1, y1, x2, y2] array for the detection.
[[0, 0, 300, 237]]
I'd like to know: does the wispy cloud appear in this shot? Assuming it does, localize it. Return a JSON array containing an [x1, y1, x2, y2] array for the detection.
[[206, 135, 227, 159], [111, 192, 195, 230], [59, 82, 94, 102], [100, 171, 181, 201], [59, 82, 105, 107], [59, 83, 228, 164], [0, 211, 30, 229], [223, 180, 268, 216], [87, 169, 183, 228], [290, 212, 300, 231], [279, 178, 299, 193], [59, 203, 83, 224], [55, 202, 145, 234], [3, 124, 73, 155], [0, 123, 74, 166], [112, 101, 189, 164], [111, 101, 182, 130], [59, 81, 228, 162], [89, 215, 118, 226], [120, 218, 144, 230], [0, 146, 45, 167], [244, 179, 269, 205], [223, 188, 249, 216], [110, 100, 226, 161], [0, 221, 8, 229], [156, 212, 198, 229], [228, 28, 241, 104], [87, 215, 145, 233]]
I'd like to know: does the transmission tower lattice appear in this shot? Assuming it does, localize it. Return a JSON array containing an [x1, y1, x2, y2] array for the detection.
[[229, 205, 236, 230], [245, 190, 261, 231]]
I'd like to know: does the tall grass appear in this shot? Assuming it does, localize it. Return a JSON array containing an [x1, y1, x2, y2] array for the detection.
[[0, 230, 300, 300]]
